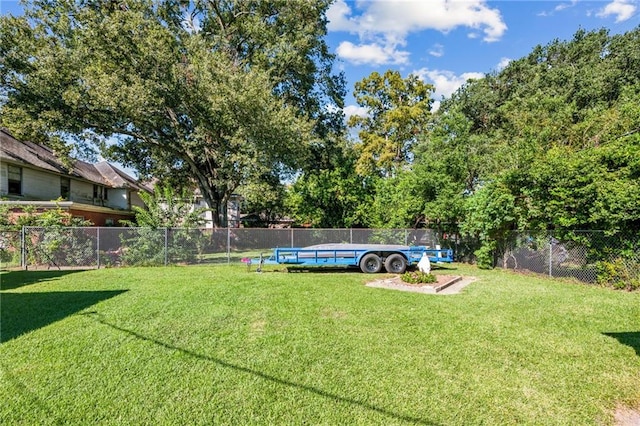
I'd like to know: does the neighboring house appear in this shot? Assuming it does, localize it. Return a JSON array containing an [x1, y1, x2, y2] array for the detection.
[[0, 128, 151, 226], [191, 190, 243, 228]]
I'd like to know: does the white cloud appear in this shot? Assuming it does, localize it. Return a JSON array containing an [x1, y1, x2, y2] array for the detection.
[[537, 0, 578, 17], [343, 105, 370, 121], [555, 0, 579, 12], [496, 57, 511, 71], [413, 68, 484, 101], [351, 0, 506, 42], [336, 41, 410, 65], [326, 0, 354, 31], [597, 0, 637, 22], [325, 103, 342, 115], [429, 43, 445, 57], [327, 0, 507, 66], [344, 104, 369, 139], [344, 70, 486, 114]]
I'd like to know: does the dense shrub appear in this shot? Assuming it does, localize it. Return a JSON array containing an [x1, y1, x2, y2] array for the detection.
[[401, 271, 437, 284], [595, 258, 640, 291]]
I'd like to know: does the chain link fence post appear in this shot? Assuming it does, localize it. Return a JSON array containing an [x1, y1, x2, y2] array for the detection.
[[96, 227, 100, 269], [164, 228, 168, 266], [549, 235, 553, 277], [21, 226, 26, 270], [227, 227, 231, 264]]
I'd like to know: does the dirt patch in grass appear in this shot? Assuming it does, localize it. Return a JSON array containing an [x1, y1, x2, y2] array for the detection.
[[365, 274, 477, 294]]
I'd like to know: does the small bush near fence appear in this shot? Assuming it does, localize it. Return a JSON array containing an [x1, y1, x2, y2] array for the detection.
[[0, 231, 21, 268], [595, 258, 640, 291]]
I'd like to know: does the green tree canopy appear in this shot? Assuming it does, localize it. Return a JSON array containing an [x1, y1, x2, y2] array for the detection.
[[286, 139, 371, 228], [349, 70, 434, 177], [413, 26, 640, 261], [0, 0, 344, 226]]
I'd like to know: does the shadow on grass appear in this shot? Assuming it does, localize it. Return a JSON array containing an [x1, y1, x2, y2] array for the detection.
[[429, 264, 458, 271], [0, 270, 84, 291], [259, 264, 458, 274], [284, 266, 360, 274], [86, 313, 440, 426], [1, 290, 127, 343], [604, 332, 640, 357]]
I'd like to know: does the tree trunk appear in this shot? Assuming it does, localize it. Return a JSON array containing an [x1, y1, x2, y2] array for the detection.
[[199, 187, 224, 228]]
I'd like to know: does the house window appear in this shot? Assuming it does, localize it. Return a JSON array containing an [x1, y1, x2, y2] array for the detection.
[[60, 177, 70, 199], [93, 184, 106, 200], [7, 165, 22, 195]]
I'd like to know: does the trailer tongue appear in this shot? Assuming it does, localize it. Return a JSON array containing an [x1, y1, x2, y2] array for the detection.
[[252, 243, 453, 273]]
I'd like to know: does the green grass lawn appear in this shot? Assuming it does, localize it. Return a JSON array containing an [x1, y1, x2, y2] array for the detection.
[[1, 264, 639, 425]]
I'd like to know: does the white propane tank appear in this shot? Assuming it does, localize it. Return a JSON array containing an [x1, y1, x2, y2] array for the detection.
[[418, 252, 431, 273]]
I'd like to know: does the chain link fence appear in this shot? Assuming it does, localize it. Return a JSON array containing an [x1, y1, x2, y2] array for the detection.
[[0, 230, 22, 269], [495, 231, 640, 289], [11, 227, 445, 270], [2, 227, 637, 288]]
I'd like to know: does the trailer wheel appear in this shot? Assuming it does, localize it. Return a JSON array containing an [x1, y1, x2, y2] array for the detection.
[[384, 254, 407, 274], [360, 253, 383, 273]]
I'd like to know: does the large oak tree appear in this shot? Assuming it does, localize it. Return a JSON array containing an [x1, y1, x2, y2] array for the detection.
[[0, 0, 344, 226]]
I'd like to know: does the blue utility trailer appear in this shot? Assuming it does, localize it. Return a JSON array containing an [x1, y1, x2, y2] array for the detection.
[[252, 243, 453, 274]]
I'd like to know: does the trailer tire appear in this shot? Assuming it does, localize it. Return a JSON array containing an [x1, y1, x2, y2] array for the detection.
[[384, 254, 407, 274], [360, 253, 383, 273]]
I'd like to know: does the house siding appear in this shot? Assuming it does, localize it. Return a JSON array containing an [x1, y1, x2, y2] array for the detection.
[[130, 191, 145, 209], [0, 165, 133, 212], [70, 180, 95, 204], [0, 129, 152, 227], [0, 163, 7, 194], [108, 188, 129, 210], [0, 164, 62, 200], [22, 167, 61, 200]]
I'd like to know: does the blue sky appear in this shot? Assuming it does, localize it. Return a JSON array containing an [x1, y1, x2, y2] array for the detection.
[[326, 0, 640, 113]]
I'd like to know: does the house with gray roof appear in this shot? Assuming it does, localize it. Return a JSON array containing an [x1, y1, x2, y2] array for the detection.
[[0, 129, 151, 226]]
